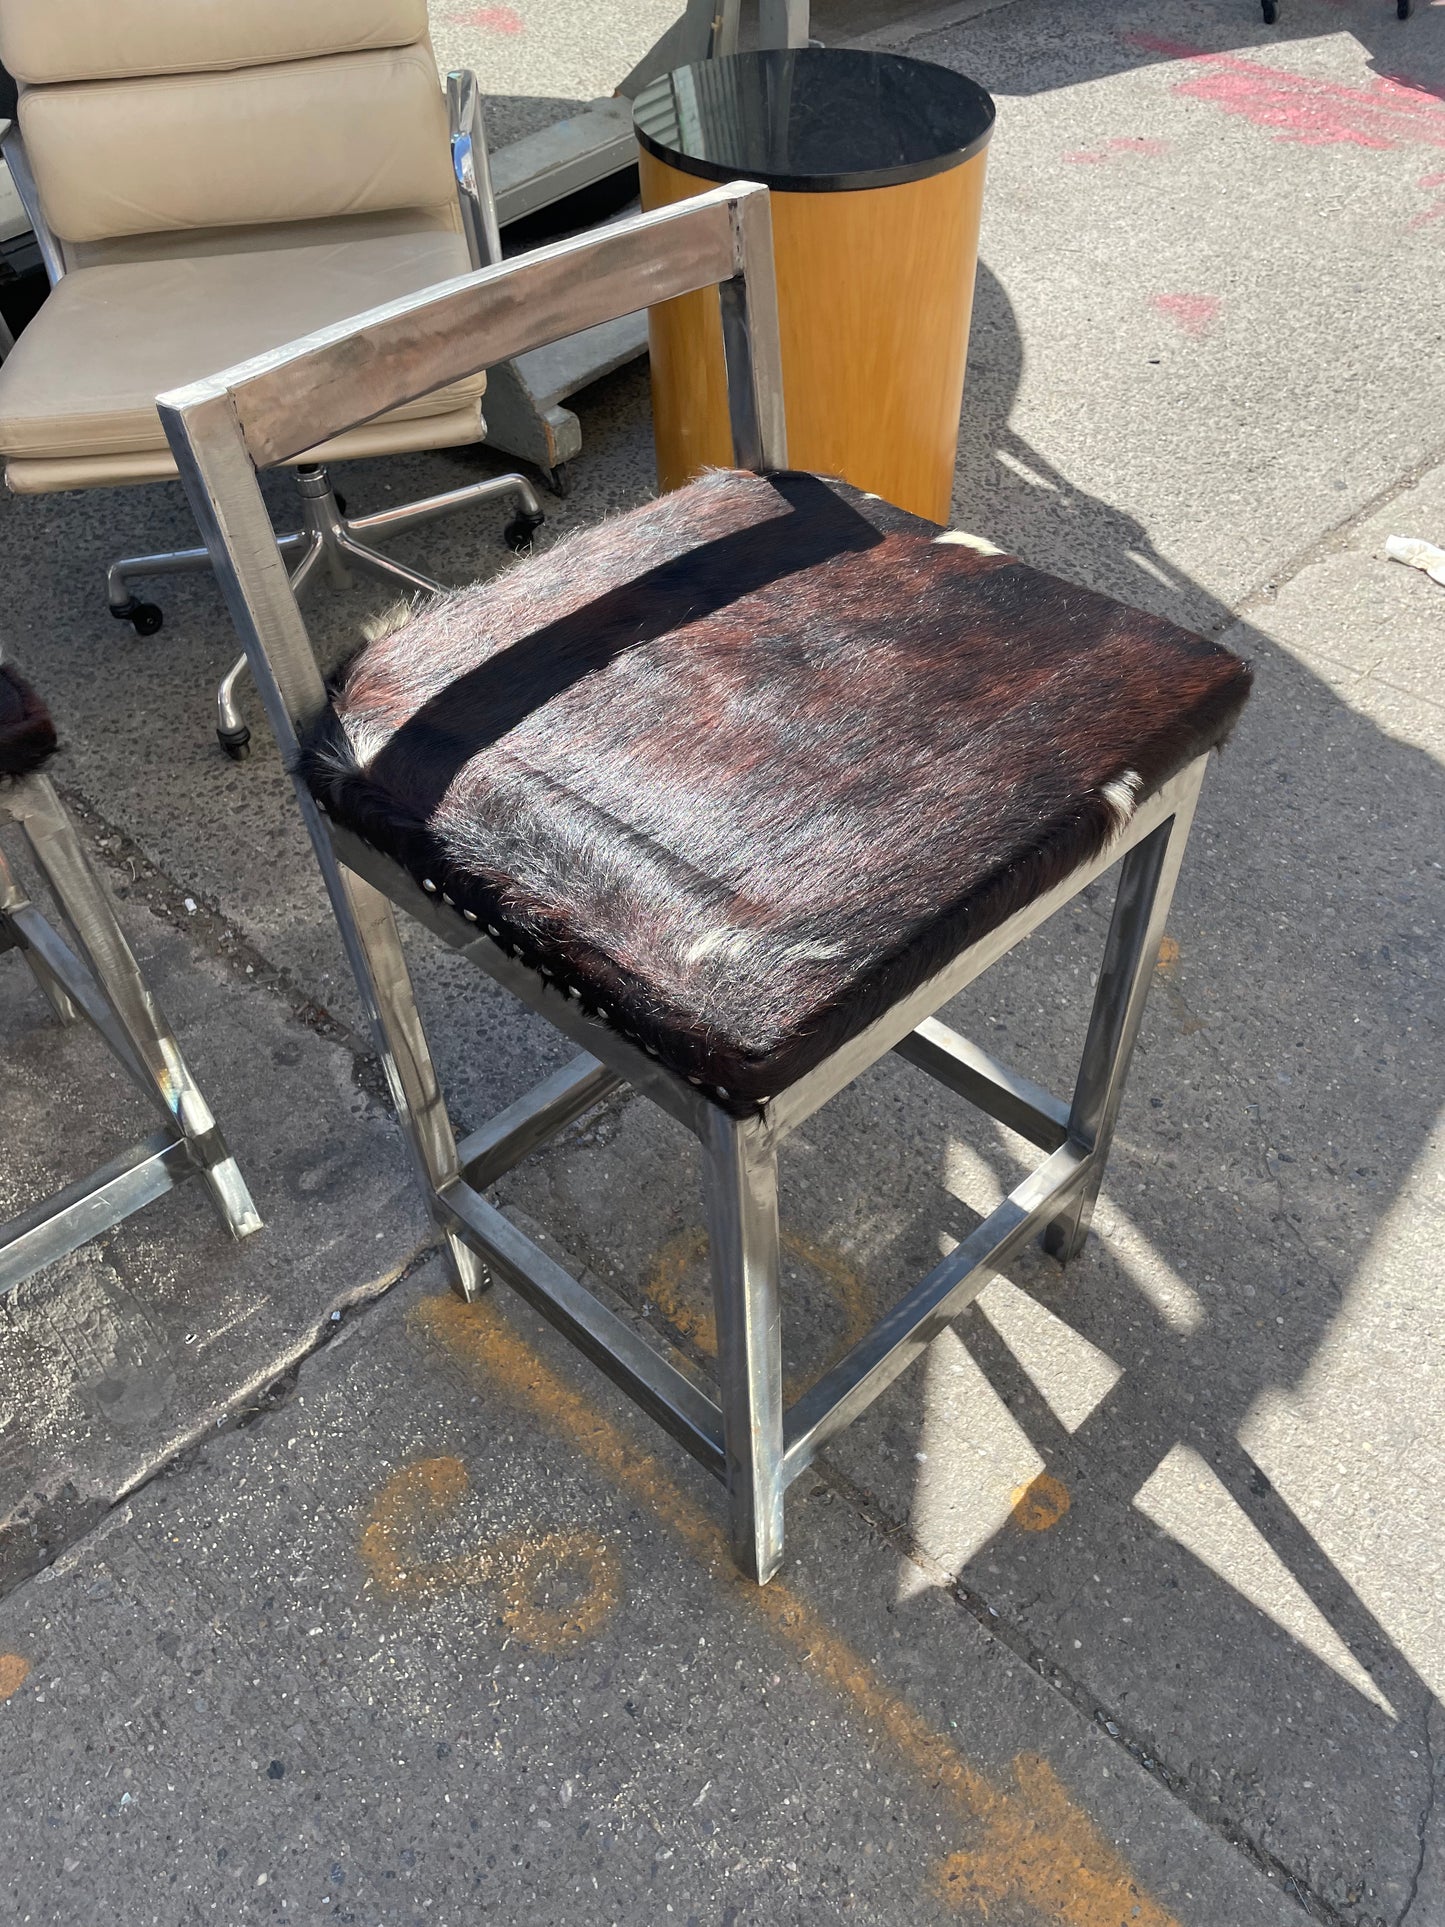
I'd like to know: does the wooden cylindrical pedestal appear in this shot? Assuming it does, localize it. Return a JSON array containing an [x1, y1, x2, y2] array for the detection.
[[635, 52, 993, 524]]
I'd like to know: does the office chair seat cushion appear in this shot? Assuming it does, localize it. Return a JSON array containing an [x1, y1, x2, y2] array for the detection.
[[301, 469, 1252, 1110], [0, 658, 58, 776], [0, 224, 485, 466]]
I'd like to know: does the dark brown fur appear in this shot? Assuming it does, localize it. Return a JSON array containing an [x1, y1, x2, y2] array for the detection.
[[0, 659, 57, 777], [300, 469, 1251, 1109]]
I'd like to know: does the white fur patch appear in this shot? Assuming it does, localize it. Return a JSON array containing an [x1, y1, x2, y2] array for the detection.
[[338, 712, 395, 774], [682, 926, 843, 971], [933, 529, 1004, 556], [1101, 769, 1142, 832]]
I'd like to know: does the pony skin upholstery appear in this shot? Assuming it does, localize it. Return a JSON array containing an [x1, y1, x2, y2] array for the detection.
[[0, 656, 58, 776], [300, 468, 1252, 1111]]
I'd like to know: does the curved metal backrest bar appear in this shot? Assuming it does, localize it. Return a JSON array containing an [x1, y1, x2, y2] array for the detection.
[[160, 182, 782, 470], [156, 180, 784, 751]]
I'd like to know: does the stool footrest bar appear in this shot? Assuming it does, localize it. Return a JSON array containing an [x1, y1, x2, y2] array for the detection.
[[436, 1177, 726, 1477], [0, 1130, 194, 1299], [781, 1140, 1091, 1482], [893, 1017, 1070, 1151], [457, 1054, 625, 1191]]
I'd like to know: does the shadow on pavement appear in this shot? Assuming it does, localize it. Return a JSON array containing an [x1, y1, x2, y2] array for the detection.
[[762, 258, 1442, 1922]]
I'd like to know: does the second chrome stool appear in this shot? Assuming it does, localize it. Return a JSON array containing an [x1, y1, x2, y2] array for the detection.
[[158, 183, 1251, 1583], [0, 658, 260, 1291]]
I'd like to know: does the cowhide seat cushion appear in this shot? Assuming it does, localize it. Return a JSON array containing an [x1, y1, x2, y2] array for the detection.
[[0, 657, 57, 777], [300, 469, 1251, 1112]]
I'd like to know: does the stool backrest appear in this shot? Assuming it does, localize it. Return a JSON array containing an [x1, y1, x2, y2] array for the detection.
[[157, 181, 785, 767], [0, 0, 457, 260]]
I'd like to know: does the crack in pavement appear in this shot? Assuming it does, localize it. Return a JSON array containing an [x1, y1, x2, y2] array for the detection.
[[50, 781, 369, 1060], [0, 1237, 438, 1607], [1398, 1697, 1441, 1926]]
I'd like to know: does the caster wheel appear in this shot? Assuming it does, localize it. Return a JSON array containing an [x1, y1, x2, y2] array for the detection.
[[544, 462, 572, 499], [1399, 0, 1410, 18], [503, 508, 546, 555], [110, 597, 163, 637], [217, 725, 251, 762], [1261, 0, 1277, 19]]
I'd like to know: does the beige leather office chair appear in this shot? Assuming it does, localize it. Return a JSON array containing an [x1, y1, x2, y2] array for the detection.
[[0, 0, 542, 757]]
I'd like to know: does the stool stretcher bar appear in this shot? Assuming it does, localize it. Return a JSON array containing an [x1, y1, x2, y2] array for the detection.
[[457, 1053, 624, 1192], [6, 901, 156, 1089], [893, 1018, 1070, 1154], [437, 1174, 726, 1476], [781, 1141, 1090, 1482], [0, 1131, 200, 1296]]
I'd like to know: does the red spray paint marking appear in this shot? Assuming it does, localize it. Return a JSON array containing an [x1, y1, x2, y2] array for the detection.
[[1149, 293, 1221, 338], [1411, 166, 1445, 228], [1127, 34, 1445, 151], [1063, 135, 1169, 164], [447, 5, 524, 30]]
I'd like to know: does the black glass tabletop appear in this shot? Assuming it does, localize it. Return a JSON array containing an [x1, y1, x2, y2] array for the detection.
[[633, 48, 995, 195]]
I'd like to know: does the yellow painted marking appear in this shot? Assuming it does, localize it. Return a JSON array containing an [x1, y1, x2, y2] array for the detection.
[[643, 1229, 714, 1351], [359, 1454, 618, 1651], [934, 1753, 1177, 1925], [1010, 1472, 1073, 1534], [0, 1654, 28, 1703], [1154, 935, 1206, 1035], [646, 1226, 873, 1400], [489, 1531, 619, 1649], [360, 1454, 469, 1596], [413, 1295, 1182, 1927]]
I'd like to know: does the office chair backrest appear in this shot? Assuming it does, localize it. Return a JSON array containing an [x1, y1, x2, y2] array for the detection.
[[0, 0, 456, 251]]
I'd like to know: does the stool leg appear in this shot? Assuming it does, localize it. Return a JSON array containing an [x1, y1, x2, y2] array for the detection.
[[1044, 765, 1206, 1265], [14, 776, 261, 1240], [702, 1111, 785, 1583], [0, 841, 80, 1024], [334, 865, 491, 1304]]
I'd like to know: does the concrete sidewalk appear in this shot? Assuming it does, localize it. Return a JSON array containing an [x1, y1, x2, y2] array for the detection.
[[0, 1268, 1305, 1926], [1, 0, 1443, 1921]]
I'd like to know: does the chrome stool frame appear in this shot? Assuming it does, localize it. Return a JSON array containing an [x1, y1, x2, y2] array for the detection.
[[0, 772, 261, 1294], [159, 182, 1211, 1583]]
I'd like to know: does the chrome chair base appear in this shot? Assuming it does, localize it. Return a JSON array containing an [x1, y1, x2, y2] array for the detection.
[[105, 460, 544, 760], [0, 772, 262, 1295]]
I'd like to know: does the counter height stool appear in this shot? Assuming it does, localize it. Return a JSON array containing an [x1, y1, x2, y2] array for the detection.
[[0, 658, 260, 1292], [159, 183, 1251, 1583]]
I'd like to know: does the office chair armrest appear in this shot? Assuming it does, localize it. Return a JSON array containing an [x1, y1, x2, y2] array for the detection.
[[1, 121, 64, 286]]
